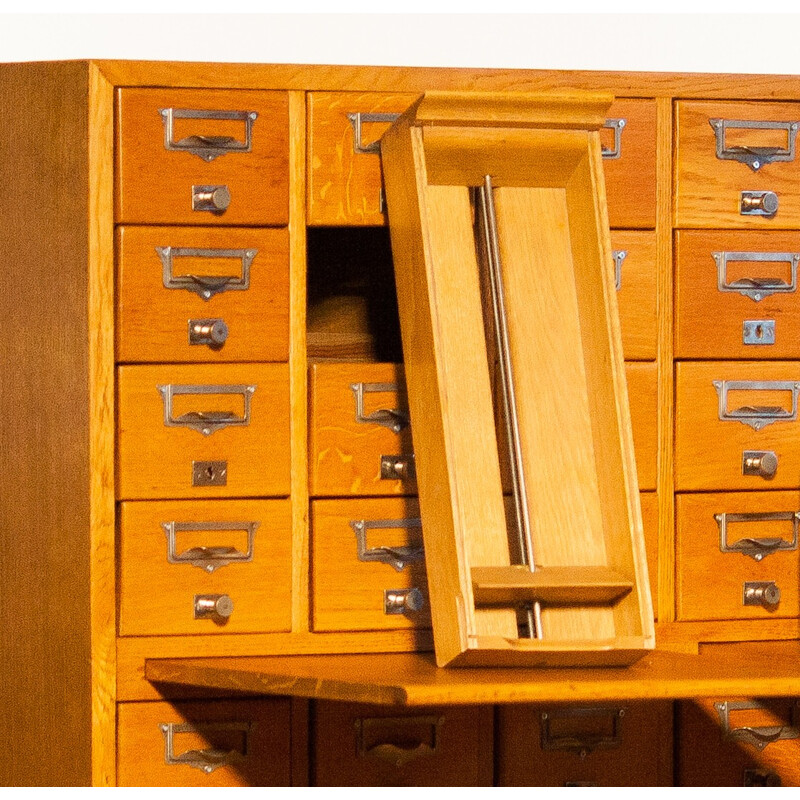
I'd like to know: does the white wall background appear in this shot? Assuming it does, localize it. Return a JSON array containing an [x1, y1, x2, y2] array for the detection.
[[2, 11, 800, 75]]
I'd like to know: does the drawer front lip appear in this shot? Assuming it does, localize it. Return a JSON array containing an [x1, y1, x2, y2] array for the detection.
[[116, 698, 292, 787], [117, 88, 289, 226], [119, 499, 291, 636], [677, 100, 800, 229], [117, 363, 290, 500], [307, 93, 655, 229], [676, 491, 800, 622], [311, 497, 430, 633], [676, 230, 800, 359], [675, 361, 800, 491], [116, 226, 290, 364]]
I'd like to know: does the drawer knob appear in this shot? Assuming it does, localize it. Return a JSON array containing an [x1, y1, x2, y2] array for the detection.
[[384, 587, 425, 615], [189, 318, 229, 347], [743, 581, 781, 609], [741, 190, 779, 216], [192, 184, 231, 213], [742, 450, 779, 479], [194, 593, 234, 620]]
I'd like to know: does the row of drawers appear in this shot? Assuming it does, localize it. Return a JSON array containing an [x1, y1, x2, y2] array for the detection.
[[117, 696, 800, 786]]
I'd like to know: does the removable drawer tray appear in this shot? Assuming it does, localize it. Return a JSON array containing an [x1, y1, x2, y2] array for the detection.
[[311, 497, 429, 633], [117, 226, 289, 363], [676, 101, 800, 228], [117, 698, 292, 786], [675, 361, 800, 491], [117, 363, 290, 499], [676, 491, 800, 622], [119, 499, 291, 636], [307, 93, 655, 229], [117, 88, 289, 225], [676, 230, 800, 359]]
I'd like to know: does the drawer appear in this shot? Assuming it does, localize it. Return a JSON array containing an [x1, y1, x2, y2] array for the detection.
[[675, 361, 800, 491], [311, 497, 429, 632], [117, 698, 291, 786], [627, 361, 658, 491], [309, 362, 414, 497], [676, 230, 800, 359], [613, 230, 658, 360], [117, 88, 289, 225], [676, 491, 800, 622], [678, 697, 800, 786], [312, 701, 493, 786], [308, 93, 655, 229], [117, 363, 290, 499], [640, 491, 659, 615], [117, 226, 289, 363], [497, 701, 673, 786], [119, 499, 291, 636], [676, 101, 800, 228]]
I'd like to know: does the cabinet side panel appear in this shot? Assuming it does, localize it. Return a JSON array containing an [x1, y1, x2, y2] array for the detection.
[[0, 62, 92, 787]]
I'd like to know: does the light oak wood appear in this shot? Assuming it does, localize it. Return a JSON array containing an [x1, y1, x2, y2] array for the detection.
[[627, 362, 658, 491], [640, 492, 659, 615]]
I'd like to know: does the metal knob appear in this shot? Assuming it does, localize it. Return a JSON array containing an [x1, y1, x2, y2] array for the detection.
[[189, 318, 229, 347], [380, 454, 416, 481], [742, 450, 778, 479], [194, 593, 234, 620], [384, 587, 425, 615], [192, 185, 231, 212], [743, 581, 781, 609], [741, 190, 779, 216]]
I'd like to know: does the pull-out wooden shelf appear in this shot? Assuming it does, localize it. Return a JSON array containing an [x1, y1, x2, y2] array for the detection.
[[146, 642, 800, 706]]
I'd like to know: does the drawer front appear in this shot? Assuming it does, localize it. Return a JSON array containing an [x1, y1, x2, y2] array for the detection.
[[117, 226, 289, 363], [641, 491, 659, 615], [312, 702, 493, 786], [676, 491, 800, 621], [117, 88, 289, 225], [117, 363, 290, 499], [117, 698, 292, 786], [119, 499, 291, 636], [675, 361, 800, 491], [497, 702, 673, 786], [677, 101, 800, 228], [612, 230, 658, 360], [678, 697, 800, 786], [309, 363, 414, 497], [312, 497, 429, 632], [676, 230, 800, 359], [308, 93, 655, 229], [627, 362, 658, 491]]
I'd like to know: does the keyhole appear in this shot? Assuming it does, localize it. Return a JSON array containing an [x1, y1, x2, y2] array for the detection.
[[755, 324, 764, 340], [205, 466, 215, 480]]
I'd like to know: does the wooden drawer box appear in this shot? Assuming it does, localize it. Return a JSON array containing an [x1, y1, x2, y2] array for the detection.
[[675, 361, 800, 491], [117, 363, 290, 500], [311, 497, 429, 633], [116, 226, 289, 363], [676, 491, 800, 622], [117, 698, 292, 786], [613, 230, 658, 360], [116, 88, 289, 225], [678, 697, 800, 786], [676, 101, 800, 229], [308, 92, 655, 229], [312, 701, 493, 786], [497, 702, 673, 786], [119, 499, 291, 636], [676, 230, 800, 359]]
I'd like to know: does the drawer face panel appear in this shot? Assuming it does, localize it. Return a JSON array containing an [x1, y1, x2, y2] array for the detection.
[[640, 491, 659, 615], [627, 361, 658, 491], [309, 362, 415, 497], [308, 93, 655, 229], [311, 497, 429, 632], [676, 491, 800, 621], [677, 101, 800, 228], [675, 361, 800, 491], [612, 230, 658, 360], [117, 226, 289, 363], [312, 702, 493, 786], [119, 499, 291, 636], [678, 697, 800, 786], [117, 363, 290, 499], [117, 698, 291, 786], [117, 88, 289, 225], [676, 230, 800, 359], [497, 701, 673, 786]]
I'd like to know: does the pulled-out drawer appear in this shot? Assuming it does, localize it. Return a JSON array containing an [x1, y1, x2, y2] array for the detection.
[[119, 499, 291, 636], [117, 698, 292, 786], [312, 701, 493, 786], [640, 491, 659, 616], [117, 226, 289, 363], [117, 363, 290, 499], [676, 491, 800, 621], [117, 88, 289, 225], [497, 701, 673, 786]]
